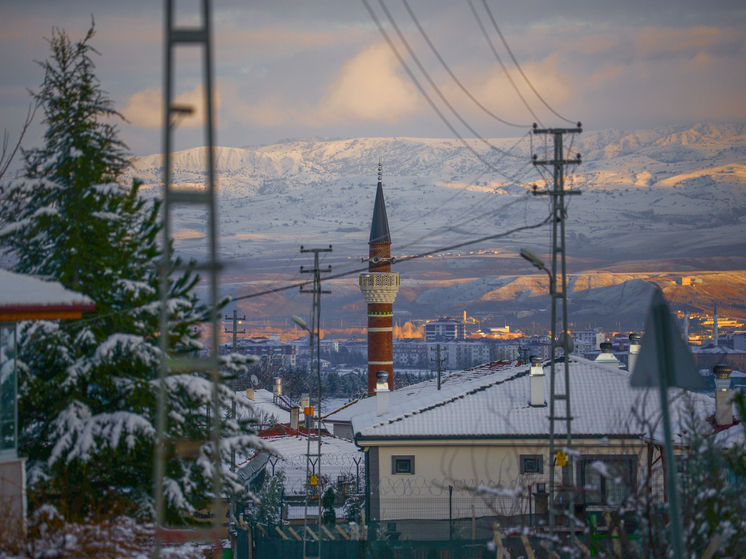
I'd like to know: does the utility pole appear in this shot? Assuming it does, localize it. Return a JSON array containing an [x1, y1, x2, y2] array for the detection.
[[531, 123, 582, 534], [431, 343, 446, 390], [299, 245, 332, 559], [156, 1, 222, 557], [224, 310, 246, 473], [224, 309, 245, 556]]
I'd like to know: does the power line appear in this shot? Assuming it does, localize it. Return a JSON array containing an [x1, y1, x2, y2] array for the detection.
[[478, 0, 576, 125], [359, 0, 528, 185], [377, 0, 524, 160], [465, 0, 543, 126], [399, 0, 529, 128], [231, 215, 551, 303]]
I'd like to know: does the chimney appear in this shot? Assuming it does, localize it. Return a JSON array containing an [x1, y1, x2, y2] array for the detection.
[[713, 364, 733, 426], [628, 333, 641, 374], [530, 356, 545, 407], [273, 377, 282, 397], [595, 342, 620, 367], [376, 371, 390, 416], [290, 407, 300, 430], [245, 387, 255, 401]]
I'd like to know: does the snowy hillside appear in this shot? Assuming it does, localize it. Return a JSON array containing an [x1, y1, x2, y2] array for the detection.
[[121, 124, 746, 324], [123, 123, 746, 266]]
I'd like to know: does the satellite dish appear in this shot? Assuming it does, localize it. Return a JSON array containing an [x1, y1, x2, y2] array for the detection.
[[558, 332, 574, 354], [250, 374, 259, 387]]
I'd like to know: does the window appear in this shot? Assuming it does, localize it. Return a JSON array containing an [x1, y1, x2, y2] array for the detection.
[[578, 456, 636, 505], [391, 455, 415, 475], [520, 455, 544, 474]]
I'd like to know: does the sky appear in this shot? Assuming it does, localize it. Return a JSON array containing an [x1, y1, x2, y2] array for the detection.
[[1, 0, 745, 158]]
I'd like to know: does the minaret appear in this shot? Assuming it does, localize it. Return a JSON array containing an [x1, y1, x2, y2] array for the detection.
[[359, 159, 400, 394], [683, 303, 689, 344], [713, 302, 719, 346]]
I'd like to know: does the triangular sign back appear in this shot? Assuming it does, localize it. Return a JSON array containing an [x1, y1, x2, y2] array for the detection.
[[630, 289, 704, 390]]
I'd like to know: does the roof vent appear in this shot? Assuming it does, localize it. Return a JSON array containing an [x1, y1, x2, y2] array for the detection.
[[595, 342, 620, 366], [376, 371, 390, 416], [628, 333, 641, 374], [529, 356, 545, 407]]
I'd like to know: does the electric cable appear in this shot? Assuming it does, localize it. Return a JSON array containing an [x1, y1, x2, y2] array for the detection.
[[377, 0, 524, 161], [399, 0, 529, 128], [466, 0, 543, 127], [360, 0, 528, 185], [231, 215, 552, 303], [479, 0, 576, 125]]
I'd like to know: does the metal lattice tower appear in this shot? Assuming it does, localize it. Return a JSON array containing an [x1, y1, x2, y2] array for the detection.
[[299, 246, 332, 559], [155, 0, 221, 555], [531, 124, 582, 532]]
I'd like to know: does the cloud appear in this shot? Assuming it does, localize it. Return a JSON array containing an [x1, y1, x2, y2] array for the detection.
[[221, 42, 421, 130], [319, 42, 421, 123], [122, 84, 221, 129], [440, 55, 574, 126]]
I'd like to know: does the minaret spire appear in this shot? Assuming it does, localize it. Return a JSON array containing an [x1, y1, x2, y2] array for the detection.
[[369, 157, 391, 244], [359, 158, 400, 394]]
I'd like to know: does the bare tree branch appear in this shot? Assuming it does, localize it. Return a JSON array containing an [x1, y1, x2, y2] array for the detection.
[[0, 103, 36, 180]]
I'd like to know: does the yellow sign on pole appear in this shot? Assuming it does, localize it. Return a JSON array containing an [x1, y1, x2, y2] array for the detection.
[[310, 475, 318, 487], [555, 451, 567, 468]]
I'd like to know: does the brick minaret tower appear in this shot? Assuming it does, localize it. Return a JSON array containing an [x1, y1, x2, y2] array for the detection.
[[359, 159, 400, 395]]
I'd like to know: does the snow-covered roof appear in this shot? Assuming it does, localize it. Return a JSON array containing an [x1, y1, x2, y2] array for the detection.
[[243, 432, 362, 494], [0, 269, 94, 318], [691, 345, 746, 355], [235, 388, 293, 424], [325, 361, 516, 424], [351, 356, 719, 442]]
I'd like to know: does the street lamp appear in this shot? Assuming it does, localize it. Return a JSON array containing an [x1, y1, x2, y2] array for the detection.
[[520, 248, 554, 294]]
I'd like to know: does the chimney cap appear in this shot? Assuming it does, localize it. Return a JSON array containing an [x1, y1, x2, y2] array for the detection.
[[600, 342, 613, 353], [530, 356, 542, 365], [713, 364, 732, 379], [629, 333, 641, 344]]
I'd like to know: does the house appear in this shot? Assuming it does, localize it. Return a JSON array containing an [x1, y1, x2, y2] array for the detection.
[[327, 356, 726, 539], [0, 270, 95, 531]]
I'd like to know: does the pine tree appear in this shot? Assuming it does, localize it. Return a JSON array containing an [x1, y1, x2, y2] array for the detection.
[[0, 22, 256, 523]]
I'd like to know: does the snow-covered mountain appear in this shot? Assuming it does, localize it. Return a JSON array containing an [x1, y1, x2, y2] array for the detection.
[[122, 124, 746, 323], [124, 123, 746, 262]]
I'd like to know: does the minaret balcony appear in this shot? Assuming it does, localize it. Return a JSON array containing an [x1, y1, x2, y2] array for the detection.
[[359, 272, 400, 304]]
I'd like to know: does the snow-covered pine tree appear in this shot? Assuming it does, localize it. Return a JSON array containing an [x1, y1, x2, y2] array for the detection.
[[0, 22, 259, 524]]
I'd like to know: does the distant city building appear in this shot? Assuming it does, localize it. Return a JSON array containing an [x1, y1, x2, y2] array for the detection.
[[572, 328, 605, 350], [224, 337, 297, 367], [425, 317, 466, 342]]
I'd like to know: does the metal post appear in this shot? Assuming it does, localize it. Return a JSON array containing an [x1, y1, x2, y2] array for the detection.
[[431, 344, 445, 390], [299, 246, 332, 559], [532, 124, 582, 534], [156, 1, 221, 556]]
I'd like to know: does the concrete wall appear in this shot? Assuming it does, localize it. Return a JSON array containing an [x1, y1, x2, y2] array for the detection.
[[366, 439, 658, 522]]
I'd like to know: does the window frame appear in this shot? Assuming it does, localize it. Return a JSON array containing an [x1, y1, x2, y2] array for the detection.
[[520, 454, 544, 475], [391, 455, 415, 475], [578, 455, 637, 505]]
